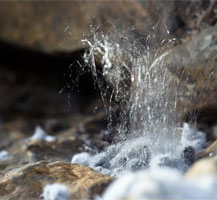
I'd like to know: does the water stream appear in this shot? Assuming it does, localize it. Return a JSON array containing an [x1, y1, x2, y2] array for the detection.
[[72, 28, 206, 177]]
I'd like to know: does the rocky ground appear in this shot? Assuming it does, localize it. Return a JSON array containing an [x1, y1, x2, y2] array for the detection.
[[0, 105, 216, 200], [0, 96, 114, 199]]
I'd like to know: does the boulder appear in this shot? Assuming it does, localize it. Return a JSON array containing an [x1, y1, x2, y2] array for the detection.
[[164, 25, 217, 123], [198, 140, 217, 159], [186, 156, 217, 178], [26, 137, 83, 163], [1, 1, 214, 53], [0, 161, 113, 200], [0, 1, 150, 53], [0, 135, 84, 176]]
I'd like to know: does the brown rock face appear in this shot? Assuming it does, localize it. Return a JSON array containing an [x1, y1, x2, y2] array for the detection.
[[26, 138, 83, 162], [0, 1, 150, 53], [2, 1, 213, 53], [198, 140, 217, 159], [164, 24, 217, 125], [0, 161, 113, 200], [186, 156, 217, 178]]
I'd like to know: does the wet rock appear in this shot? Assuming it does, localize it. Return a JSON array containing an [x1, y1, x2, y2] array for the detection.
[[1, 1, 212, 54], [0, 161, 113, 200], [164, 24, 217, 124], [26, 137, 83, 163], [182, 146, 195, 166], [186, 156, 217, 178], [198, 140, 217, 159], [213, 125, 217, 139], [0, 139, 31, 176], [0, 1, 149, 53], [75, 111, 110, 151], [44, 118, 67, 133], [0, 110, 109, 177], [0, 132, 85, 180]]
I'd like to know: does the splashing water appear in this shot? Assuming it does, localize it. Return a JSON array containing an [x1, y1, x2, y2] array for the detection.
[[101, 167, 217, 200], [72, 27, 206, 176]]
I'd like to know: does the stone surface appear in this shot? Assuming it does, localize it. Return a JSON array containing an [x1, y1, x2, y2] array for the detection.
[[0, 161, 113, 200], [0, 1, 149, 53], [0, 111, 112, 199], [164, 25, 217, 125], [198, 140, 217, 159], [26, 137, 83, 163], [186, 156, 217, 178], [1, 1, 214, 53], [0, 111, 109, 178]]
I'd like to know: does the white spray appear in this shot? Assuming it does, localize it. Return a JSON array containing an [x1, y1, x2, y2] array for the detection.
[[72, 27, 206, 176]]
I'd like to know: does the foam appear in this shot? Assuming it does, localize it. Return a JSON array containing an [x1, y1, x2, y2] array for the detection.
[[71, 123, 206, 176], [101, 167, 217, 200], [0, 150, 10, 161], [181, 123, 206, 154], [29, 126, 56, 142], [41, 183, 69, 200]]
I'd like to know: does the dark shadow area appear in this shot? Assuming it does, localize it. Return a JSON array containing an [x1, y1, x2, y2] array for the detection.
[[0, 40, 101, 121]]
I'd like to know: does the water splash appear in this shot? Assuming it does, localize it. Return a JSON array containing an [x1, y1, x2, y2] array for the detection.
[[72, 27, 206, 176], [101, 167, 217, 200], [72, 122, 205, 176]]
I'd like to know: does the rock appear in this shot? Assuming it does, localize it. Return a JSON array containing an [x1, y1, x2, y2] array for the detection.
[[0, 133, 85, 179], [182, 146, 195, 166], [0, 109, 110, 178], [164, 24, 217, 124], [213, 125, 217, 139], [186, 156, 217, 178], [26, 137, 83, 163], [0, 1, 149, 53], [0, 161, 113, 200], [1, 1, 213, 53], [0, 139, 31, 177], [198, 140, 217, 159]]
